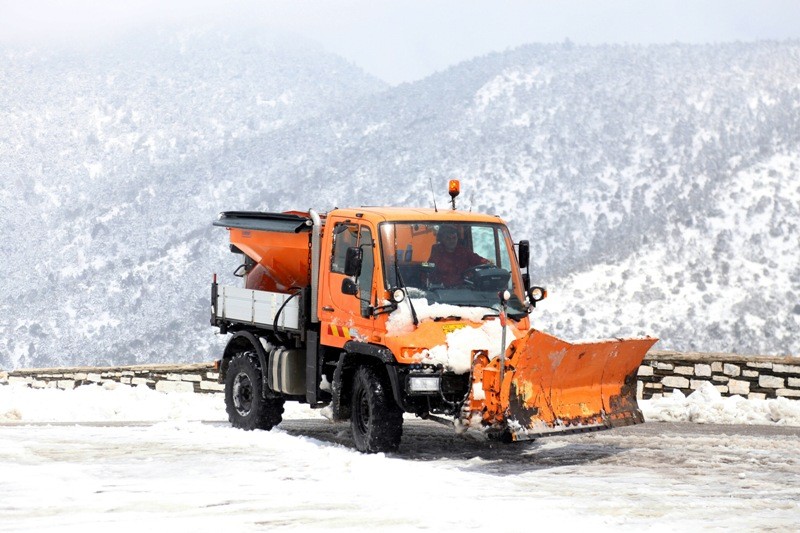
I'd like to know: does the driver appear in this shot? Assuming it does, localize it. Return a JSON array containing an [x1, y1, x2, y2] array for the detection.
[[427, 225, 490, 287]]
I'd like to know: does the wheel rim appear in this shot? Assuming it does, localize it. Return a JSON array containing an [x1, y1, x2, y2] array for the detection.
[[354, 387, 370, 436], [232, 372, 253, 416]]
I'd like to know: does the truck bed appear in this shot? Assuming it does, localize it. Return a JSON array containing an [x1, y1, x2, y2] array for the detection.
[[214, 286, 301, 331]]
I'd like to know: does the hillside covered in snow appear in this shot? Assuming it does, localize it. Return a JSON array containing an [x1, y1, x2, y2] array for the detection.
[[1, 30, 799, 368]]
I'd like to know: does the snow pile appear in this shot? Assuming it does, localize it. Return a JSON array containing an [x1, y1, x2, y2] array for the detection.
[[641, 382, 800, 426], [385, 299, 520, 374], [0, 382, 326, 424], [386, 299, 496, 334], [0, 382, 226, 423], [417, 319, 515, 374]]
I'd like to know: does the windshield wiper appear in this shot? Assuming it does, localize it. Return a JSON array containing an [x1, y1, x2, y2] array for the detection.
[[394, 257, 419, 326], [433, 315, 462, 322]]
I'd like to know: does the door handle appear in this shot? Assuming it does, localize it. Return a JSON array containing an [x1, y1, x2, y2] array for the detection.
[[322, 306, 334, 312]]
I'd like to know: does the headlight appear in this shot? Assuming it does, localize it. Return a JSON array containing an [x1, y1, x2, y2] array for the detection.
[[391, 288, 406, 303], [529, 286, 547, 302], [408, 375, 440, 393]]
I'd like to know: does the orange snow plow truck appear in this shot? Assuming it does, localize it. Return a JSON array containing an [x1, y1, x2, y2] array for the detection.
[[211, 185, 657, 453]]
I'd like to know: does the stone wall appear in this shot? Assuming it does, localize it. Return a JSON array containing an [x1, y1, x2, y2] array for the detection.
[[2, 363, 222, 394], [640, 350, 800, 400], [3, 352, 800, 401]]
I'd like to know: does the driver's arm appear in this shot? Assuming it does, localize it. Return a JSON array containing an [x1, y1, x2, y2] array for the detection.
[[467, 252, 491, 268]]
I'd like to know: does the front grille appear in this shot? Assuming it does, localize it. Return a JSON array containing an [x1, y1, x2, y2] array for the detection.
[[440, 372, 469, 397]]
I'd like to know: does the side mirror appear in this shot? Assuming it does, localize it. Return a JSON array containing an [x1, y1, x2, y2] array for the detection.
[[343, 246, 363, 277], [517, 240, 530, 269], [341, 277, 358, 296]]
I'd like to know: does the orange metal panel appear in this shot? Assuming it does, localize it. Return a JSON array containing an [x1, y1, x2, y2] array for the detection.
[[464, 329, 658, 438], [228, 227, 311, 293]]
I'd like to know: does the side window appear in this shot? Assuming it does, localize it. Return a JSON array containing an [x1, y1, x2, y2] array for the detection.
[[471, 226, 496, 263], [331, 223, 358, 274], [471, 226, 511, 270]]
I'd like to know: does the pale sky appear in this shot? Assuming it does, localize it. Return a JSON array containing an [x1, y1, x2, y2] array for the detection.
[[2, 0, 799, 85]]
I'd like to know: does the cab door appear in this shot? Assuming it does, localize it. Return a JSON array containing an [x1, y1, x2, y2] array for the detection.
[[319, 218, 378, 349]]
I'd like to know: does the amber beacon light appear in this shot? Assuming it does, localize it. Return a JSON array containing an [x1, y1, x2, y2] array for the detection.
[[448, 179, 460, 209]]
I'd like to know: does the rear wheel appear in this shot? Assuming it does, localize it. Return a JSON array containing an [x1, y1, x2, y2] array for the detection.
[[225, 353, 284, 430], [350, 366, 403, 453]]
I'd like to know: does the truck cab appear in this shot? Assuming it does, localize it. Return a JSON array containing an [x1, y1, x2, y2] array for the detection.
[[318, 208, 531, 358]]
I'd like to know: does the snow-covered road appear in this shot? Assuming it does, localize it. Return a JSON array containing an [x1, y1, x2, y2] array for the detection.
[[2, 384, 799, 531]]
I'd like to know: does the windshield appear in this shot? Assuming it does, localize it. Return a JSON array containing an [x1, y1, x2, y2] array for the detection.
[[379, 222, 528, 317]]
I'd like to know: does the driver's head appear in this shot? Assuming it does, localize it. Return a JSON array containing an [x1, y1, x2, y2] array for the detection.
[[438, 225, 459, 252]]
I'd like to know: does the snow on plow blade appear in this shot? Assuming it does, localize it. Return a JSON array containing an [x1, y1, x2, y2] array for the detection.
[[465, 330, 658, 441]]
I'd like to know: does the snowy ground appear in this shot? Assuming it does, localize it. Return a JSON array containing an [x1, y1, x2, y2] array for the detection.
[[2, 383, 799, 531]]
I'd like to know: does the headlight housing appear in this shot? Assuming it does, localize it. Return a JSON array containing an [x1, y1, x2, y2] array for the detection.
[[529, 286, 547, 303], [407, 375, 440, 394], [391, 288, 406, 303]]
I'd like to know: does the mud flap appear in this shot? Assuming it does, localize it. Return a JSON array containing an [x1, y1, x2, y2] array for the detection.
[[463, 330, 657, 441]]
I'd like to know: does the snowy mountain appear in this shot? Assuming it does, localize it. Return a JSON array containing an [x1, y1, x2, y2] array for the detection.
[[2, 35, 799, 369], [0, 28, 386, 368]]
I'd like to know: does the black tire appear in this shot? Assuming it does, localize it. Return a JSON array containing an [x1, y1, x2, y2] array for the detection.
[[350, 366, 403, 453], [330, 361, 352, 421], [225, 353, 284, 430]]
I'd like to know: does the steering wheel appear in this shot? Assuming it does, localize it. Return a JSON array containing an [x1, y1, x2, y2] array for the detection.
[[462, 263, 494, 285]]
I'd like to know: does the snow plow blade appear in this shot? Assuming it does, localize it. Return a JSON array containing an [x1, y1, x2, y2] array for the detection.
[[465, 330, 657, 441]]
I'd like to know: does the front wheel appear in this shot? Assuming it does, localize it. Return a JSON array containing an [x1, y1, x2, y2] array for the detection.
[[225, 353, 284, 430], [350, 366, 403, 453]]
